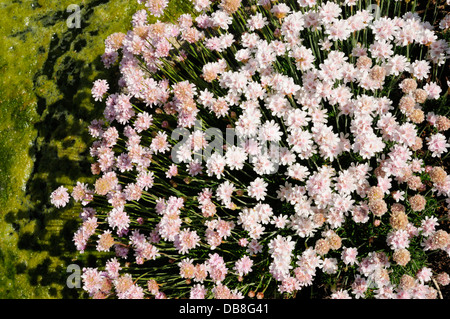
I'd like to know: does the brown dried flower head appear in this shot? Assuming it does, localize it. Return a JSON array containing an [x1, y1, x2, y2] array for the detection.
[[315, 238, 330, 256], [368, 186, 384, 202], [327, 233, 342, 250], [399, 95, 416, 114], [356, 55, 372, 69], [413, 89, 428, 103], [410, 136, 423, 151], [220, 0, 242, 14], [390, 211, 409, 230], [408, 108, 425, 124], [407, 175, 423, 191], [429, 166, 447, 185], [369, 199, 388, 217], [430, 230, 450, 250], [399, 274, 416, 290], [400, 78, 418, 94], [370, 65, 386, 82], [409, 194, 426, 212], [393, 248, 411, 266], [436, 116, 450, 132]]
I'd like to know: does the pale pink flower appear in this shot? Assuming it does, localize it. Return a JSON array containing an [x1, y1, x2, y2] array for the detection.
[[107, 207, 130, 234], [134, 112, 153, 133], [416, 267, 433, 284], [71, 182, 94, 206], [410, 60, 431, 80], [81, 268, 104, 295], [50, 186, 70, 208], [216, 181, 235, 207], [211, 10, 232, 30], [179, 258, 196, 279], [124, 183, 142, 201], [386, 229, 410, 250], [92, 79, 109, 102], [166, 164, 178, 179], [234, 255, 253, 277], [341, 247, 358, 266], [351, 275, 368, 299], [192, 0, 211, 12], [206, 153, 226, 179], [319, 1, 341, 24], [330, 289, 352, 299], [271, 215, 289, 229], [326, 19, 351, 41], [385, 54, 409, 76], [215, 219, 235, 239], [322, 258, 338, 274], [174, 229, 200, 254], [188, 160, 203, 176], [247, 12, 268, 31], [150, 131, 170, 154], [190, 284, 208, 299], [248, 177, 268, 201], [392, 190, 405, 202], [279, 276, 300, 294], [145, 0, 168, 17], [225, 146, 248, 170], [207, 253, 228, 282], [105, 258, 121, 279], [419, 216, 439, 237], [426, 133, 449, 157], [369, 40, 393, 60], [259, 120, 283, 143], [423, 82, 442, 100], [136, 171, 154, 191], [247, 239, 263, 255]]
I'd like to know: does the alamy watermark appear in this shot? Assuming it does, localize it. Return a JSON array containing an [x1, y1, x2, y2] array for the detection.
[[66, 4, 81, 29], [66, 264, 81, 289]]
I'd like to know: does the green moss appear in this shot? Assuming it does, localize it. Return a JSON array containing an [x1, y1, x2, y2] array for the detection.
[[0, 0, 153, 298]]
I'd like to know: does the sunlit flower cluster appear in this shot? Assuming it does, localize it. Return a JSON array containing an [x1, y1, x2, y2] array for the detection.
[[52, 0, 450, 299]]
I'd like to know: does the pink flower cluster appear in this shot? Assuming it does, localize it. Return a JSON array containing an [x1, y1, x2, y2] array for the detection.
[[51, 0, 450, 299]]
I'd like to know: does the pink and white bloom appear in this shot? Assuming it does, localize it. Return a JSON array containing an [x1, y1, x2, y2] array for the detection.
[[50, 186, 70, 208]]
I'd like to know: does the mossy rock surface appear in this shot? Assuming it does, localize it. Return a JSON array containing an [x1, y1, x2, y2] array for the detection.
[[0, 0, 144, 298]]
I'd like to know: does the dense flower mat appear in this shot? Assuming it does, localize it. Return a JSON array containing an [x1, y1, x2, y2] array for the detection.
[[52, 0, 450, 299]]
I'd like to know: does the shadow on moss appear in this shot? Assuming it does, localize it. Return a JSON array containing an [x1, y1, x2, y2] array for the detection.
[[2, 0, 124, 298]]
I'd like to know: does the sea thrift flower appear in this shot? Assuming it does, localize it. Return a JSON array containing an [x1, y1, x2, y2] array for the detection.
[[97, 230, 115, 252], [392, 248, 410, 266], [190, 284, 208, 299], [429, 230, 450, 250], [426, 133, 450, 157], [174, 229, 200, 254], [429, 167, 447, 185], [416, 267, 433, 284], [92, 79, 109, 102], [331, 289, 352, 299], [234, 255, 253, 277], [50, 186, 70, 208], [341, 247, 358, 266], [386, 229, 410, 250], [206, 253, 228, 282], [145, 0, 169, 17], [435, 272, 450, 286], [436, 116, 450, 132], [248, 177, 268, 201], [409, 194, 426, 212], [82, 268, 106, 295]]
